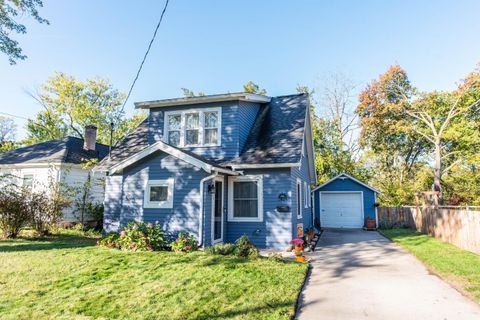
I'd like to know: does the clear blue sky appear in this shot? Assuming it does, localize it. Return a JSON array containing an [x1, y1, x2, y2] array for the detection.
[[1, 0, 479, 140]]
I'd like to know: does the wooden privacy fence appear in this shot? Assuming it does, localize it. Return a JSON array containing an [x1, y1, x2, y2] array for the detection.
[[378, 206, 480, 255]]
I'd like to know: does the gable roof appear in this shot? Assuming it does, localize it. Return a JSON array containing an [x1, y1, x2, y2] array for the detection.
[[223, 94, 309, 166], [107, 140, 238, 175], [312, 173, 380, 193], [0, 137, 109, 166]]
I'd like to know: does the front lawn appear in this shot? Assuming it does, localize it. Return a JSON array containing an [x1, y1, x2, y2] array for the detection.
[[0, 230, 307, 320], [381, 228, 480, 303]]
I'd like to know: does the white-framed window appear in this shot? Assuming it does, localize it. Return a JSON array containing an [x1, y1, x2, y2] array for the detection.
[[164, 107, 221, 147], [228, 175, 263, 222], [308, 184, 312, 207], [22, 174, 34, 189], [304, 182, 309, 208], [144, 179, 174, 209], [296, 178, 302, 218]]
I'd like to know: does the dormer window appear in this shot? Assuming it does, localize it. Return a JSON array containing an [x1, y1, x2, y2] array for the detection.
[[164, 107, 221, 147]]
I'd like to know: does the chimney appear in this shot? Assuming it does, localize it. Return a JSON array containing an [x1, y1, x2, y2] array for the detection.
[[83, 125, 97, 151]]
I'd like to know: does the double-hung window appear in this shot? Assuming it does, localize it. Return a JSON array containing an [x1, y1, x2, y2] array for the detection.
[[204, 111, 219, 145], [228, 175, 263, 222], [185, 113, 200, 145], [164, 108, 221, 147], [144, 179, 174, 208]]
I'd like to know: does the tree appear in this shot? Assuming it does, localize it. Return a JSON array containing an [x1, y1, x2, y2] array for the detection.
[[0, 116, 16, 152], [243, 81, 267, 95], [181, 88, 205, 97], [297, 82, 368, 184], [1, 0, 49, 64], [25, 72, 146, 146], [357, 64, 480, 202]]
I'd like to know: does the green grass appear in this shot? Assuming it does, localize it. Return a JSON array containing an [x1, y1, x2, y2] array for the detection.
[[0, 230, 307, 320], [381, 228, 480, 303]]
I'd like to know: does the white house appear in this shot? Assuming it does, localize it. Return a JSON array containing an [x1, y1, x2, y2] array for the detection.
[[0, 126, 108, 224]]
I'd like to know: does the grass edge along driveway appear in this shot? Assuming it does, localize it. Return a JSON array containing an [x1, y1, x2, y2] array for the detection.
[[0, 230, 308, 320], [381, 228, 480, 304]]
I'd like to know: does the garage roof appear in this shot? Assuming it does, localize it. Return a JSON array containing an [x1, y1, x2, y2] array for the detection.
[[312, 173, 380, 193]]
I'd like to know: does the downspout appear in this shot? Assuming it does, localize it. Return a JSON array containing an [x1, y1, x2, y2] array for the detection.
[[198, 172, 218, 246]]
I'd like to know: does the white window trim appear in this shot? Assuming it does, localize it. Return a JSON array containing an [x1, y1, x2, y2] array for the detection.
[[228, 175, 263, 222], [144, 178, 174, 209], [163, 107, 222, 147], [296, 178, 302, 219], [304, 181, 309, 208]]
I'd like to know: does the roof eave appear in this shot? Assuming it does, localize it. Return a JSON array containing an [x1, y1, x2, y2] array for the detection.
[[312, 173, 381, 193], [134, 93, 272, 109]]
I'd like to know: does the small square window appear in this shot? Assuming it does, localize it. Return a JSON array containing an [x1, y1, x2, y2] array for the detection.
[[144, 179, 174, 208]]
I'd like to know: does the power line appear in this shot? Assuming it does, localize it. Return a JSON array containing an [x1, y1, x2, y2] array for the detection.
[[121, 0, 170, 112], [0, 111, 29, 120]]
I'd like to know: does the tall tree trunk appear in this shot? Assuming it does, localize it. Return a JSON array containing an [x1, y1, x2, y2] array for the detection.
[[433, 139, 443, 202]]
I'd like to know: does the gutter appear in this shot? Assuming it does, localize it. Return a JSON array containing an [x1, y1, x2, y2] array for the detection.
[[198, 173, 218, 246]]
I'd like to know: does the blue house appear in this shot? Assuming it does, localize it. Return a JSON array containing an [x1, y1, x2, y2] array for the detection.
[[97, 93, 316, 249], [312, 173, 380, 229]]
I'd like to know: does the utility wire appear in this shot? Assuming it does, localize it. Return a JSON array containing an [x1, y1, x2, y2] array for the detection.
[[120, 0, 170, 112], [0, 111, 30, 120]]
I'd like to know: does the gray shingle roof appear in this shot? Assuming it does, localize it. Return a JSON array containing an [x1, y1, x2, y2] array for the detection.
[[96, 93, 309, 171], [0, 137, 109, 165], [223, 93, 308, 165], [95, 118, 150, 170]]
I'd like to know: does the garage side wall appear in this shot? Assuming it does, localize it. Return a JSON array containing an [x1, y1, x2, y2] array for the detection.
[[314, 178, 376, 227]]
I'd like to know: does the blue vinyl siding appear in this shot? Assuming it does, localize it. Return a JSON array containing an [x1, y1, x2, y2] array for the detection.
[[290, 139, 314, 238], [105, 151, 208, 238], [225, 168, 292, 249], [104, 175, 123, 233], [148, 101, 261, 162], [238, 101, 260, 152], [313, 177, 377, 227]]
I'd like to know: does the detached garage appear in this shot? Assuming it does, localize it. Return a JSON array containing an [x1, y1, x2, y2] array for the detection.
[[312, 173, 380, 229]]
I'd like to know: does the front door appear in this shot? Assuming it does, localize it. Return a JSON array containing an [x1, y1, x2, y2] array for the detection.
[[212, 179, 224, 244]]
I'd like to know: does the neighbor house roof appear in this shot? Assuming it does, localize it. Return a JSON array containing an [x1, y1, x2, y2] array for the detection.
[[97, 93, 314, 175], [0, 137, 109, 166]]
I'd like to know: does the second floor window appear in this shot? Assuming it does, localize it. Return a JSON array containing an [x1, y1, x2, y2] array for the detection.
[[164, 107, 221, 147]]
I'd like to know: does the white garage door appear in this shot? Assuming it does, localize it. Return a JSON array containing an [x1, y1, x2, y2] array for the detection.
[[320, 192, 363, 228]]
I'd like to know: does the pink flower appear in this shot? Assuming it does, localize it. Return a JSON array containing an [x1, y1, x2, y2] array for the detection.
[[155, 220, 160, 225], [132, 224, 139, 230], [147, 223, 153, 229], [290, 238, 304, 245], [120, 230, 126, 237]]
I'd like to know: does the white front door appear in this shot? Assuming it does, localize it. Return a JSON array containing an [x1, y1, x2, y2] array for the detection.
[[211, 178, 224, 244], [320, 192, 363, 228]]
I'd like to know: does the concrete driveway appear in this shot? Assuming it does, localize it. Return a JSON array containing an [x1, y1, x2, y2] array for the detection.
[[296, 229, 480, 320]]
